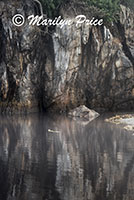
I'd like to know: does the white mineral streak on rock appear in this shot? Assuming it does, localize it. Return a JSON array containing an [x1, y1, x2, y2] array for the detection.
[[52, 20, 92, 96], [104, 26, 112, 41], [53, 22, 81, 95], [112, 65, 116, 80], [81, 24, 91, 44], [8, 26, 13, 40], [1, 69, 8, 99]]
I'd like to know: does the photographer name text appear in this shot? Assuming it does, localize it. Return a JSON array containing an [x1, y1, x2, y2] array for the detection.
[[12, 14, 103, 28]]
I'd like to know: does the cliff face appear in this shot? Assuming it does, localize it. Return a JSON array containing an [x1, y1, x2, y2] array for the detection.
[[0, 0, 134, 113], [0, 0, 46, 113], [45, 4, 134, 112]]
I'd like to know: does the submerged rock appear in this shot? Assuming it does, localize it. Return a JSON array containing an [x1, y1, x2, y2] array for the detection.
[[105, 114, 134, 131], [68, 105, 99, 121]]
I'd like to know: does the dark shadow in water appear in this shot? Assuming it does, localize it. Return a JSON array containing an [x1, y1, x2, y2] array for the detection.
[[0, 113, 134, 200]]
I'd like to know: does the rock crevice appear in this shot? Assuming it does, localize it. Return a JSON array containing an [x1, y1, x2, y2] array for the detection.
[[0, 1, 134, 113]]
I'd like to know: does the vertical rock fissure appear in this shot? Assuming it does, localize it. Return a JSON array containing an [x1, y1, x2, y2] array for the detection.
[[0, 19, 6, 65], [117, 22, 134, 69]]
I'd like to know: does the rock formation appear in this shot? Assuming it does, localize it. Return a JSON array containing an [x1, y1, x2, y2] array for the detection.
[[68, 105, 99, 121], [0, 0, 134, 113]]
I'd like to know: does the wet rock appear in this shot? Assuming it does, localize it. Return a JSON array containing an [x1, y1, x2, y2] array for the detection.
[[68, 105, 99, 121], [124, 125, 134, 131], [105, 114, 134, 131]]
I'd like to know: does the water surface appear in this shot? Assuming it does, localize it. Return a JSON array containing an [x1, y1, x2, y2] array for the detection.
[[0, 114, 134, 200]]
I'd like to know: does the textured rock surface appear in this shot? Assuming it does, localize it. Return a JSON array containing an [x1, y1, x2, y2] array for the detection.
[[105, 114, 134, 131], [44, 3, 134, 112], [0, 0, 46, 113], [0, 0, 134, 113], [68, 105, 99, 120]]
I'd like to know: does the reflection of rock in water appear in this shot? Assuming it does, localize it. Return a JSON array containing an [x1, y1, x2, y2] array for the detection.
[[52, 116, 134, 200], [0, 115, 134, 200], [0, 115, 46, 200], [52, 118, 90, 200]]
